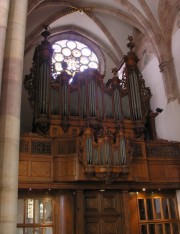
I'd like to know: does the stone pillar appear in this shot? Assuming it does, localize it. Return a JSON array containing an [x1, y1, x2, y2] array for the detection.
[[0, 0, 28, 233], [0, 0, 10, 97], [159, 59, 180, 102]]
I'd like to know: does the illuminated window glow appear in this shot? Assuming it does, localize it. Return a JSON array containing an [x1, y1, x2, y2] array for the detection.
[[27, 199, 34, 219], [52, 40, 99, 78], [17, 198, 53, 234]]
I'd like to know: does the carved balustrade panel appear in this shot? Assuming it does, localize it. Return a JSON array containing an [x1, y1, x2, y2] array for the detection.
[[55, 138, 77, 155], [20, 137, 53, 156], [31, 141, 52, 155], [146, 142, 180, 158], [128, 140, 143, 158], [20, 140, 30, 153]]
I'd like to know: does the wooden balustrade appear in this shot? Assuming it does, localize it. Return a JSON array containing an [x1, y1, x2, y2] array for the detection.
[[19, 134, 180, 184]]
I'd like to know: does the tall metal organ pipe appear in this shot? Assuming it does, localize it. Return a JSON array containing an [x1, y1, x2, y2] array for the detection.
[[32, 26, 53, 133], [88, 79, 96, 117], [37, 29, 52, 116], [124, 36, 143, 121]]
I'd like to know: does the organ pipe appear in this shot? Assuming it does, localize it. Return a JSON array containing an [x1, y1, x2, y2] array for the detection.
[[26, 26, 53, 134], [120, 138, 126, 165], [85, 128, 93, 164], [88, 79, 96, 117], [83, 127, 127, 167], [113, 88, 122, 120], [36, 27, 53, 117], [80, 82, 87, 118], [70, 90, 78, 116], [97, 85, 103, 119], [124, 36, 143, 122], [25, 35, 151, 140]]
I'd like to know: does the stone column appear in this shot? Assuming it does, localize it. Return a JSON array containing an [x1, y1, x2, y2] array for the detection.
[[159, 58, 180, 102], [0, 0, 10, 97], [0, 0, 28, 233]]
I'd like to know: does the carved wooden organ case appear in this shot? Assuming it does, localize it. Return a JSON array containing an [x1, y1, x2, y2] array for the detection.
[[24, 30, 169, 184]]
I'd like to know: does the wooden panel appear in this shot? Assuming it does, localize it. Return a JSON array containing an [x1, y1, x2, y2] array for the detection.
[[148, 162, 180, 182], [54, 157, 77, 180], [31, 161, 51, 177], [85, 217, 122, 234], [19, 158, 53, 182], [102, 217, 122, 234], [84, 191, 124, 234], [130, 160, 149, 181], [165, 165, 180, 180], [129, 193, 139, 234], [19, 161, 28, 176], [85, 192, 99, 215], [85, 218, 101, 234], [84, 191, 122, 215], [148, 164, 166, 181], [101, 192, 121, 215], [122, 191, 131, 234]]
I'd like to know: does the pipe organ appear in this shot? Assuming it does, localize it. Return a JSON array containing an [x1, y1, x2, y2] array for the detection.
[[21, 28, 180, 234], [23, 27, 180, 186], [24, 28, 155, 182]]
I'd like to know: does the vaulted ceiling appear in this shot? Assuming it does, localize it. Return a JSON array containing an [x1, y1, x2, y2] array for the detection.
[[26, 0, 180, 65]]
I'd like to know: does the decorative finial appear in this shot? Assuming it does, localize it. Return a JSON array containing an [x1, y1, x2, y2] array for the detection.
[[41, 25, 50, 40], [127, 35, 135, 51]]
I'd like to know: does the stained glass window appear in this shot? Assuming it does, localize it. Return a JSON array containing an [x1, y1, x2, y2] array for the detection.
[[52, 40, 99, 78]]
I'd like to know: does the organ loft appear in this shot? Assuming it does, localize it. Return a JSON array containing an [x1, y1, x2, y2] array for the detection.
[[18, 27, 180, 234]]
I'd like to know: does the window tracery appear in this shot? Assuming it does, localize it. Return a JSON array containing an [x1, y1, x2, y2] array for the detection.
[[52, 40, 99, 78]]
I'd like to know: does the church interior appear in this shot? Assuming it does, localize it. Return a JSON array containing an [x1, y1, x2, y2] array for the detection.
[[0, 0, 180, 234]]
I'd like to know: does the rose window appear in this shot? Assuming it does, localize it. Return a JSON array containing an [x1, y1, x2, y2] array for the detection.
[[52, 40, 99, 78]]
